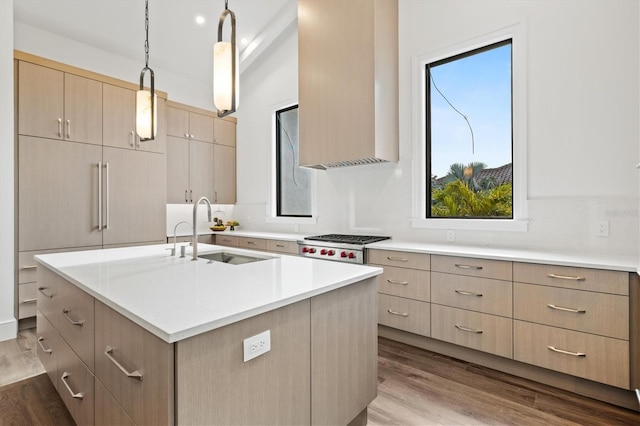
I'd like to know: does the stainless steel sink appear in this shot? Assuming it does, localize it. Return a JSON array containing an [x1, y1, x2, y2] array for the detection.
[[198, 252, 268, 265]]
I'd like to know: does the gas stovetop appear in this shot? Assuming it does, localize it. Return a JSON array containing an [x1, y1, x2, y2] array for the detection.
[[303, 234, 390, 245]]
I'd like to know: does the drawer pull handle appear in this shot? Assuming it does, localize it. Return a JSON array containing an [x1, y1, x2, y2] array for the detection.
[[21, 298, 37, 304], [387, 279, 409, 286], [37, 337, 52, 354], [62, 308, 84, 327], [387, 309, 409, 317], [21, 265, 37, 270], [38, 287, 53, 298], [387, 256, 409, 262], [547, 304, 586, 314], [547, 345, 586, 357], [276, 244, 286, 248], [454, 290, 483, 297], [455, 264, 483, 270], [454, 325, 483, 334], [247, 241, 256, 245], [61, 372, 84, 399], [547, 273, 585, 281], [105, 346, 144, 381]]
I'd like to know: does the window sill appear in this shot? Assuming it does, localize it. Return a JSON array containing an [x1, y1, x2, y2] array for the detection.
[[411, 218, 529, 232], [265, 216, 317, 225]]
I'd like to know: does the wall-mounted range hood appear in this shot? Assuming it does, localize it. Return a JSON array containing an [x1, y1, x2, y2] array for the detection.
[[297, 0, 399, 170]]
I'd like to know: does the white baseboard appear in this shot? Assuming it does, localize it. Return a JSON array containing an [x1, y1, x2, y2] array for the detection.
[[0, 317, 17, 342]]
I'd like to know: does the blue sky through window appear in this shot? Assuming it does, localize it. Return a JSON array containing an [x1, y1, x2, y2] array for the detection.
[[429, 42, 512, 179]]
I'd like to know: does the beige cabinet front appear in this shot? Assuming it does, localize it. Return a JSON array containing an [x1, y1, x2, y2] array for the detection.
[[213, 144, 236, 204], [213, 117, 236, 147], [167, 136, 214, 203], [167, 105, 214, 143]]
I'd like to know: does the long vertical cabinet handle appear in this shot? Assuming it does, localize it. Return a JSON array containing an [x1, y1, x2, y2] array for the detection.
[[130, 130, 135, 147], [104, 163, 110, 230], [98, 162, 103, 231], [185, 190, 188, 203], [57, 118, 62, 137], [66, 119, 71, 138]]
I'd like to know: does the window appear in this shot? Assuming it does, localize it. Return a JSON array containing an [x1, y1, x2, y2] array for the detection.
[[275, 105, 312, 217], [427, 40, 513, 220]]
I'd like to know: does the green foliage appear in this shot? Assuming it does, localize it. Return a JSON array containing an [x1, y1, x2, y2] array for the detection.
[[431, 180, 512, 218]]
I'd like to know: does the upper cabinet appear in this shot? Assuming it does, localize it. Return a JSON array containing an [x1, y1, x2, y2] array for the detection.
[[167, 105, 214, 143], [297, 0, 399, 169], [214, 117, 236, 147], [19, 61, 103, 145], [103, 84, 167, 153]]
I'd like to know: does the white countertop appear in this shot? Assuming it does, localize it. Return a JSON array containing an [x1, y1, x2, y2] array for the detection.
[[366, 240, 637, 272], [171, 229, 308, 241], [35, 244, 382, 343]]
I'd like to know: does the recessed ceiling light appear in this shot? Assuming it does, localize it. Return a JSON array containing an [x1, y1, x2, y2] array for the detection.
[[195, 15, 205, 25]]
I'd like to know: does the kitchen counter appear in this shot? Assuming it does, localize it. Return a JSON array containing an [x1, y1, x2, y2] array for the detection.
[[366, 240, 637, 272], [170, 229, 309, 241], [35, 243, 382, 343]]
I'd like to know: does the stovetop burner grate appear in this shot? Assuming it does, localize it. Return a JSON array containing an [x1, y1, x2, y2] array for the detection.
[[304, 234, 390, 245]]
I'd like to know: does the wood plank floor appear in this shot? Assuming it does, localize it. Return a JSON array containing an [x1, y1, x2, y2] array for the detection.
[[0, 331, 638, 425], [369, 337, 640, 425]]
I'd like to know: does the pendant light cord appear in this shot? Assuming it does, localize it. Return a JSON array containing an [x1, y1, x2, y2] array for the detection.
[[144, 0, 150, 67]]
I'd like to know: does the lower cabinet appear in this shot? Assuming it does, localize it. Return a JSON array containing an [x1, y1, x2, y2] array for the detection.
[[95, 380, 135, 426], [378, 293, 430, 337], [215, 235, 300, 255], [57, 337, 95, 426]]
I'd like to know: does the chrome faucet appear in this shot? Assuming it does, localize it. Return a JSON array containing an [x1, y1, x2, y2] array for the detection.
[[172, 221, 193, 257], [192, 197, 212, 260]]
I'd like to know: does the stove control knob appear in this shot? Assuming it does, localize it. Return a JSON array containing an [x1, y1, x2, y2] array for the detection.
[[340, 251, 347, 258], [348, 252, 356, 259], [328, 250, 335, 256], [302, 247, 308, 253], [320, 249, 327, 255], [309, 248, 316, 254]]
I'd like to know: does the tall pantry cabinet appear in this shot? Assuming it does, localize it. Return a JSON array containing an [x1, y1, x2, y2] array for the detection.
[[15, 52, 167, 321]]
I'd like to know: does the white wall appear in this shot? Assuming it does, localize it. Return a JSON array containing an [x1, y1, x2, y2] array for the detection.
[[235, 0, 640, 256], [0, 0, 16, 341]]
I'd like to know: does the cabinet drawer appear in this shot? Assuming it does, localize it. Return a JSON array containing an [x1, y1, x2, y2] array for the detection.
[[513, 283, 628, 340], [513, 263, 628, 295], [431, 272, 512, 317], [58, 339, 95, 426], [514, 320, 629, 389], [431, 305, 513, 358], [37, 309, 62, 390], [95, 379, 136, 426], [267, 239, 298, 255], [367, 249, 430, 270], [18, 282, 37, 319], [431, 255, 512, 281], [37, 266, 63, 325], [215, 234, 238, 247], [95, 301, 174, 426], [237, 236, 267, 251], [18, 250, 40, 284], [378, 294, 430, 337], [378, 266, 430, 302], [56, 278, 95, 371]]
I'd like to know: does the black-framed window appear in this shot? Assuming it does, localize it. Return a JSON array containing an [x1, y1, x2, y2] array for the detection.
[[276, 105, 312, 217], [426, 39, 513, 219]]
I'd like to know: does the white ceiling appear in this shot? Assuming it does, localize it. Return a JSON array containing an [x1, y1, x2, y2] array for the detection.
[[13, 0, 295, 85]]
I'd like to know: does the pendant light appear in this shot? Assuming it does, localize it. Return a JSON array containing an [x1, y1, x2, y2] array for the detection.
[[213, 0, 238, 117], [136, 0, 157, 141]]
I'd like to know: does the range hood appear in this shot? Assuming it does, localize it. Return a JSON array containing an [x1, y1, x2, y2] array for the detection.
[[298, 0, 399, 170]]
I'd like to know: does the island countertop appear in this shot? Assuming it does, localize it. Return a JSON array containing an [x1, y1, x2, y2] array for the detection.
[[35, 244, 382, 343]]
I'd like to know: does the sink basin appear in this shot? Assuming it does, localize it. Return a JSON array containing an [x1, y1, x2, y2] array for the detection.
[[198, 252, 268, 265]]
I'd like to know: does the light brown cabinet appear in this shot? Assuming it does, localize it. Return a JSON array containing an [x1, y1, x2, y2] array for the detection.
[[167, 105, 214, 143], [19, 61, 102, 145], [103, 84, 167, 154], [167, 136, 214, 203], [297, 0, 398, 168], [213, 144, 236, 204], [214, 117, 236, 147]]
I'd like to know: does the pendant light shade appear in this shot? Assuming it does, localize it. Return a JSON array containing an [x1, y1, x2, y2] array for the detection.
[[136, 0, 156, 141], [213, 0, 238, 117]]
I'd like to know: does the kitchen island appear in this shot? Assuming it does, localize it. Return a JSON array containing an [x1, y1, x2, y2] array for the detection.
[[35, 244, 382, 425]]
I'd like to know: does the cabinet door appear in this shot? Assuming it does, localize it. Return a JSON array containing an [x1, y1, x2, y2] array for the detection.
[[166, 105, 189, 138], [64, 73, 103, 145], [189, 140, 215, 202], [102, 147, 166, 245], [189, 112, 214, 143], [213, 144, 236, 204], [19, 136, 103, 251], [213, 117, 236, 147], [167, 136, 190, 203], [18, 61, 64, 139], [138, 97, 167, 154], [103, 84, 136, 150]]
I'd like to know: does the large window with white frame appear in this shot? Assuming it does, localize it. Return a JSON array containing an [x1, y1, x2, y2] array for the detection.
[[412, 26, 527, 232]]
